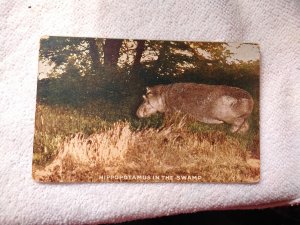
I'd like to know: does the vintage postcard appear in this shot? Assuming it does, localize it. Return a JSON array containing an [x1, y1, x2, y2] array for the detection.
[[33, 36, 260, 183]]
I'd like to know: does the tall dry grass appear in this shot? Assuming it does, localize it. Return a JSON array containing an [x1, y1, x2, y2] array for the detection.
[[33, 115, 259, 183]]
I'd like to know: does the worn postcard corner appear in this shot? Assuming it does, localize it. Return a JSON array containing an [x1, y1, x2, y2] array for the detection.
[[33, 36, 260, 183]]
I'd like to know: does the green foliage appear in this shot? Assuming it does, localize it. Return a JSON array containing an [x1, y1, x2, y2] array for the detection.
[[40, 36, 105, 77], [130, 113, 164, 130], [40, 36, 86, 66]]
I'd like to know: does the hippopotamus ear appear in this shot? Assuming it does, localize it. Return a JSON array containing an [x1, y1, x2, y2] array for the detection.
[[143, 95, 147, 100], [146, 87, 151, 94]]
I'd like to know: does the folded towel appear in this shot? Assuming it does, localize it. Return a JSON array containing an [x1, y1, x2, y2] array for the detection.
[[0, 0, 299, 224]]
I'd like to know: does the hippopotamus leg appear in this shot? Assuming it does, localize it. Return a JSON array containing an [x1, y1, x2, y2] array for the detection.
[[230, 117, 246, 133], [238, 120, 250, 134]]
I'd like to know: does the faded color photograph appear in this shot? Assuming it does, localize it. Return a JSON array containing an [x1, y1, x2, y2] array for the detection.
[[33, 36, 260, 183]]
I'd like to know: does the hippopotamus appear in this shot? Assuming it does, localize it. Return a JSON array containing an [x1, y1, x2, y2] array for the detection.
[[136, 83, 254, 133]]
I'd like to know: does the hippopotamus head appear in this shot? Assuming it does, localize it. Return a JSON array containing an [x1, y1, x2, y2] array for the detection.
[[136, 87, 165, 118]]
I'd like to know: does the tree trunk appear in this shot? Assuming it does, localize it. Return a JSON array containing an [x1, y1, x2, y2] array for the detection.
[[103, 39, 123, 66], [88, 39, 101, 73], [153, 42, 169, 73], [132, 40, 146, 71]]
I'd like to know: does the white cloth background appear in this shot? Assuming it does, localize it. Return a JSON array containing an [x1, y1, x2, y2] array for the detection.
[[0, 0, 300, 224]]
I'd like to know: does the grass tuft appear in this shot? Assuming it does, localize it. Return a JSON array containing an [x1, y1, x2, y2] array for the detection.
[[33, 110, 259, 183]]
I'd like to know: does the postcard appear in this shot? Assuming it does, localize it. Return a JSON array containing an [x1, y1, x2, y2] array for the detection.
[[33, 36, 260, 183]]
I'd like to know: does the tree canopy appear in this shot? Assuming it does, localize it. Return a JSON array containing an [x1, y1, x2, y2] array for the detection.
[[38, 36, 259, 107]]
